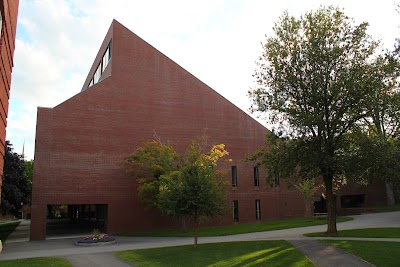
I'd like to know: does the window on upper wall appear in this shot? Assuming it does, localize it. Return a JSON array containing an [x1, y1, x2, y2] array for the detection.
[[102, 42, 111, 72], [93, 64, 102, 83], [0, 13, 2, 37], [255, 199, 261, 220], [88, 40, 112, 88], [233, 200, 239, 222], [231, 166, 237, 187], [254, 166, 260, 187]]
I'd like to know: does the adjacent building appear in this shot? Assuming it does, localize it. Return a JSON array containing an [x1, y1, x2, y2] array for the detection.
[[31, 20, 386, 240], [0, 0, 19, 200]]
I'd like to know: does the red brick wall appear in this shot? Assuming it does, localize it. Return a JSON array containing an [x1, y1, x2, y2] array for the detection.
[[31, 20, 386, 240], [336, 180, 386, 215], [0, 0, 19, 198]]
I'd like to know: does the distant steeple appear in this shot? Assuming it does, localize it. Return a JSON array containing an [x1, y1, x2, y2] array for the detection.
[[22, 140, 25, 160]]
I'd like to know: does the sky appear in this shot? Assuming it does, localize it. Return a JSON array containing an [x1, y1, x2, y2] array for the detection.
[[8, 0, 400, 160]]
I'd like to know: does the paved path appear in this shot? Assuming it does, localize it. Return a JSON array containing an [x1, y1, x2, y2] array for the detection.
[[4, 219, 30, 243], [289, 240, 374, 267], [1, 211, 399, 266], [62, 252, 134, 267]]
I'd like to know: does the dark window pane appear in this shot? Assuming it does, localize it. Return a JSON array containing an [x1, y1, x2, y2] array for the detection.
[[254, 166, 259, 187], [233, 200, 239, 222], [255, 199, 261, 220], [232, 166, 237, 187]]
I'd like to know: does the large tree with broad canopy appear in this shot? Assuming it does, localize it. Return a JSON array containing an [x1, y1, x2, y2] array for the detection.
[[248, 6, 393, 234]]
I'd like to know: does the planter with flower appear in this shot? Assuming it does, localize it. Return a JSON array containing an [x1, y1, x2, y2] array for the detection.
[[75, 229, 116, 246]]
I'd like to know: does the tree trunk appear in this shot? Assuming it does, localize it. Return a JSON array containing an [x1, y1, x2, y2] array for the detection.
[[304, 197, 312, 218], [385, 180, 395, 206], [193, 212, 198, 247], [181, 217, 187, 233], [324, 175, 337, 234], [194, 222, 198, 247]]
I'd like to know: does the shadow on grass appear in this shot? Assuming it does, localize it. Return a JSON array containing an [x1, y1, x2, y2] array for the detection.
[[115, 241, 314, 267], [207, 246, 300, 267]]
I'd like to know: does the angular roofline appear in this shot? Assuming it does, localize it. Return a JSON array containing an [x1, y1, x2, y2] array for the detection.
[[81, 19, 116, 91], [110, 20, 269, 131], [43, 19, 269, 132]]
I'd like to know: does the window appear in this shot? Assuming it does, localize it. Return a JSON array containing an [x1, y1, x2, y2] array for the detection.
[[255, 199, 261, 220], [0, 13, 2, 37], [341, 194, 365, 208], [88, 40, 112, 88], [93, 64, 101, 83], [231, 166, 237, 187], [254, 166, 260, 187], [233, 200, 239, 222], [102, 42, 111, 72]]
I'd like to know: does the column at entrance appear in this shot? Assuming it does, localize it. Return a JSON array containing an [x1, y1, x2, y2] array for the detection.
[[30, 203, 47, 240]]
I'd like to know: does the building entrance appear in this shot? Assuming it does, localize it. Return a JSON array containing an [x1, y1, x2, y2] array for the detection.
[[46, 204, 108, 238]]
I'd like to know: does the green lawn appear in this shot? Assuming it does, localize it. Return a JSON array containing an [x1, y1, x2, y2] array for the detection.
[[117, 217, 352, 237], [0, 221, 20, 242], [115, 241, 314, 267], [322, 240, 400, 267], [305, 227, 400, 238], [367, 204, 400, 213], [0, 257, 71, 267]]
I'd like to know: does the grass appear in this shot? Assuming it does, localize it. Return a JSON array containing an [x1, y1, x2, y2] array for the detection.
[[305, 227, 400, 238], [0, 221, 20, 242], [0, 257, 72, 267], [115, 241, 314, 267], [367, 204, 400, 213], [116, 216, 352, 237], [322, 240, 400, 267]]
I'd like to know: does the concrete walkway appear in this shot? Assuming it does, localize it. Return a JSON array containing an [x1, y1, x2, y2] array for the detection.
[[1, 211, 399, 266], [4, 219, 30, 243], [62, 252, 134, 267], [289, 240, 374, 267]]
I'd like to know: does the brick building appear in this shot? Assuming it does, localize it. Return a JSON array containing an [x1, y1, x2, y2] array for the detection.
[[0, 0, 19, 200], [31, 20, 386, 240]]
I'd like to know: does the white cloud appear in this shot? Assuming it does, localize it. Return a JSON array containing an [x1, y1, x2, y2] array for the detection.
[[8, 0, 400, 160]]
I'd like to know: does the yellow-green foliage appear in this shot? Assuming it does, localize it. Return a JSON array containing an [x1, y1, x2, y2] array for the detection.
[[126, 136, 230, 246], [295, 179, 318, 200], [125, 141, 180, 209]]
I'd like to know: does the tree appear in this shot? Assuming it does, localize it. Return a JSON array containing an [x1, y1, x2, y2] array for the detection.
[[23, 160, 34, 205], [295, 179, 319, 218], [125, 140, 179, 209], [247, 132, 322, 217], [1, 141, 30, 216], [126, 137, 230, 246], [355, 50, 400, 205], [340, 51, 400, 205], [346, 129, 400, 202], [249, 6, 384, 234], [157, 140, 229, 246]]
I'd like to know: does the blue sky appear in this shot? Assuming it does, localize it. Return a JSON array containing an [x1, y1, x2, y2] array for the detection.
[[7, 0, 400, 159]]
